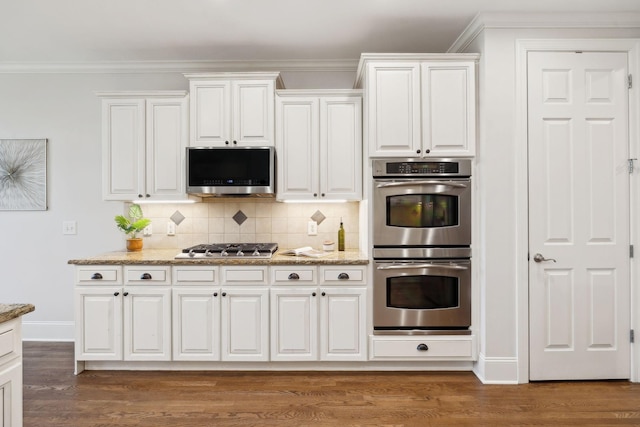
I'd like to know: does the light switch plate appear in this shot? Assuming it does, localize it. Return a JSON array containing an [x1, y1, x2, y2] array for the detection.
[[307, 220, 318, 236], [167, 221, 176, 236], [62, 221, 77, 235]]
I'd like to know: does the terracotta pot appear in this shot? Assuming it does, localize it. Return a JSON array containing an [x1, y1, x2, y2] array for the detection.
[[126, 238, 143, 252]]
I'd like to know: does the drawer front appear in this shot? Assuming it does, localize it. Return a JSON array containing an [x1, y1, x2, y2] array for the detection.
[[173, 266, 218, 285], [271, 266, 317, 284], [0, 328, 15, 359], [370, 337, 474, 360], [221, 267, 268, 285], [76, 266, 122, 285], [125, 266, 171, 285], [320, 266, 366, 284]]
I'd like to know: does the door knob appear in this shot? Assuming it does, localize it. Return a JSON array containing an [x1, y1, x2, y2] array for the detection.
[[533, 253, 556, 263]]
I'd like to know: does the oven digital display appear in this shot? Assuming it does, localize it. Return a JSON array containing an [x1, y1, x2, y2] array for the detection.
[[386, 162, 459, 175], [387, 275, 459, 310]]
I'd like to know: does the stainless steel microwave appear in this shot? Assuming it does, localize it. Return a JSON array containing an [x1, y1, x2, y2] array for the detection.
[[186, 146, 275, 197]]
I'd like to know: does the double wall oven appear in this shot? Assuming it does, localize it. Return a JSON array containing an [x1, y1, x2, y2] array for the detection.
[[372, 158, 472, 335]]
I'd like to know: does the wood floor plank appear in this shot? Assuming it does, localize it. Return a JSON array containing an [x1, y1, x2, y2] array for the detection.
[[22, 342, 640, 426]]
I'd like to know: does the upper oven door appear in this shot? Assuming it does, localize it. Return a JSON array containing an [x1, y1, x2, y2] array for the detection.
[[373, 178, 471, 247]]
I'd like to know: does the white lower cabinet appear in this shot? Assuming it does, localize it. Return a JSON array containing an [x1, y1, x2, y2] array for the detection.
[[369, 335, 475, 361], [0, 318, 24, 427], [221, 287, 269, 361], [123, 287, 171, 361], [270, 266, 367, 362], [75, 287, 123, 360], [172, 288, 221, 361]]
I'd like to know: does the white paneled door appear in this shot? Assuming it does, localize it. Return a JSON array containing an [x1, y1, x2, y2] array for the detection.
[[528, 51, 631, 380]]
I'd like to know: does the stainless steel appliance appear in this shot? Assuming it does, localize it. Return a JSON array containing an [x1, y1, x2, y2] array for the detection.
[[175, 243, 278, 259], [186, 146, 276, 197], [372, 158, 472, 334], [372, 158, 471, 247]]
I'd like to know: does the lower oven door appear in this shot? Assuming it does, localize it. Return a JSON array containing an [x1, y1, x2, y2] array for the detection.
[[373, 260, 471, 333]]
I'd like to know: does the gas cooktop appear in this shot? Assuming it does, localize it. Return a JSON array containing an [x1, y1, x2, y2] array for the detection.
[[175, 243, 278, 259]]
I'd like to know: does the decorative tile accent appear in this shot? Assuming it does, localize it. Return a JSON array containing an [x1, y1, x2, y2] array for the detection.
[[170, 210, 185, 226], [232, 210, 248, 226], [311, 210, 326, 225]]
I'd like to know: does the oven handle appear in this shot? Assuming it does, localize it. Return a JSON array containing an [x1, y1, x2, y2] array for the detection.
[[375, 180, 468, 189], [377, 263, 469, 271]]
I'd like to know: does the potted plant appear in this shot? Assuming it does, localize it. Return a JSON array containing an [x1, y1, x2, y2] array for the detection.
[[114, 204, 151, 252]]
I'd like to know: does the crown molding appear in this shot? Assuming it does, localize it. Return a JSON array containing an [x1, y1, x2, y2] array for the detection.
[[449, 12, 640, 53], [0, 59, 360, 74]]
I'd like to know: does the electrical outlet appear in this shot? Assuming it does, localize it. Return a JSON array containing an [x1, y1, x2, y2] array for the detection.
[[167, 221, 176, 236], [62, 221, 77, 235], [307, 220, 318, 236], [143, 224, 152, 236]]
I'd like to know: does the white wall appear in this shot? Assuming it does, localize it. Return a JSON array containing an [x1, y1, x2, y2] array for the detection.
[[459, 16, 640, 383], [0, 68, 355, 340]]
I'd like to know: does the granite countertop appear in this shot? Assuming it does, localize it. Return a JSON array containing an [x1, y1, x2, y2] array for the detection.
[[68, 248, 369, 266], [0, 303, 35, 324]]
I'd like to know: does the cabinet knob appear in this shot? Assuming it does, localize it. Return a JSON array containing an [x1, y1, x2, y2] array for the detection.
[[425, 149, 431, 154], [312, 292, 317, 297], [138, 194, 143, 198], [113, 292, 120, 296], [288, 273, 300, 280], [337, 273, 350, 280], [222, 292, 227, 297], [213, 292, 218, 297], [225, 140, 230, 145], [417, 343, 429, 351], [145, 194, 150, 198], [123, 292, 129, 296], [233, 140, 237, 145], [321, 291, 326, 297], [321, 193, 325, 197], [91, 273, 103, 280], [416, 149, 421, 154], [313, 193, 318, 197], [140, 273, 152, 280]]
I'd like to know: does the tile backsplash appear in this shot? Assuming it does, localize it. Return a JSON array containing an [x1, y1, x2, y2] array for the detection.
[[137, 199, 360, 250]]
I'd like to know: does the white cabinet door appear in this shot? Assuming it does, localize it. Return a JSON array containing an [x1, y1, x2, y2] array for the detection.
[[233, 80, 275, 146], [101, 98, 145, 200], [319, 287, 367, 361], [220, 288, 269, 361], [123, 287, 172, 361], [0, 360, 21, 427], [421, 62, 476, 157], [172, 288, 221, 361], [189, 80, 231, 146], [276, 96, 319, 199], [276, 91, 362, 201], [365, 62, 421, 157], [74, 287, 123, 360], [270, 287, 318, 361], [145, 97, 188, 199], [100, 93, 188, 201], [320, 96, 362, 200]]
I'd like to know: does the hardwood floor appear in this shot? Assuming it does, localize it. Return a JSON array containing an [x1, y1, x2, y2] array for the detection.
[[23, 342, 640, 426]]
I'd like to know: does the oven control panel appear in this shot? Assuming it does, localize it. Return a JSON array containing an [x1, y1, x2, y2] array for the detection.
[[373, 158, 471, 177]]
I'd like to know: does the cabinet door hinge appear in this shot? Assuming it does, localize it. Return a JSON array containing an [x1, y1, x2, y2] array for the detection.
[[631, 329, 635, 343], [628, 74, 633, 89], [630, 245, 634, 258]]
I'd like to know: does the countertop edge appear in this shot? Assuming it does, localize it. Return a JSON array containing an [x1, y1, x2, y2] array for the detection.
[[0, 303, 35, 324]]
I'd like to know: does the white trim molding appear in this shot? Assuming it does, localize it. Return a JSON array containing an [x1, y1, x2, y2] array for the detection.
[[474, 353, 519, 384], [450, 12, 640, 53], [21, 320, 75, 342], [0, 59, 359, 74], [515, 38, 640, 384]]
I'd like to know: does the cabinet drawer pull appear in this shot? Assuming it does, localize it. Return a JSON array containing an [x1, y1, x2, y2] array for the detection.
[[288, 273, 300, 280], [417, 343, 429, 352], [337, 273, 350, 280], [91, 273, 103, 280], [140, 273, 152, 280]]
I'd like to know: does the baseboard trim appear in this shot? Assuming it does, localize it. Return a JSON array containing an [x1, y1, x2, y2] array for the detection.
[[22, 321, 74, 342], [473, 353, 519, 384]]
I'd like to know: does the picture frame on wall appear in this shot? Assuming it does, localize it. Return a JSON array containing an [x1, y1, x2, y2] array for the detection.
[[0, 138, 48, 211]]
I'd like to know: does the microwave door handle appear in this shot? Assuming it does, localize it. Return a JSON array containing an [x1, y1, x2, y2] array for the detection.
[[376, 180, 468, 189], [377, 263, 468, 271]]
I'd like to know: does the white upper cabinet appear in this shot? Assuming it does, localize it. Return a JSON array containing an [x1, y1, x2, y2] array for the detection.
[[99, 91, 188, 201], [185, 73, 284, 147], [276, 90, 362, 201], [355, 54, 478, 157]]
